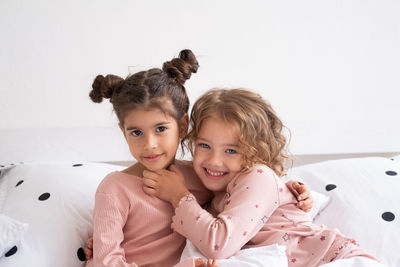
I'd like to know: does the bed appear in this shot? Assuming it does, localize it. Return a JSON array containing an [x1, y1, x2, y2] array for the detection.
[[0, 133, 399, 266]]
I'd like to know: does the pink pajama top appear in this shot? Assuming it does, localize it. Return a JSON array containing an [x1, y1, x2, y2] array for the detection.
[[85, 161, 211, 267], [172, 164, 369, 267]]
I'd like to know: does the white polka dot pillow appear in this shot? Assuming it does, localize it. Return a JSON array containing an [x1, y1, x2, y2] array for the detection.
[[0, 161, 124, 267], [286, 156, 399, 267], [0, 214, 28, 258]]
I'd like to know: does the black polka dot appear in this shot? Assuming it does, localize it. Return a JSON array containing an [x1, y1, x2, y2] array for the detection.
[[77, 247, 86, 261], [16, 180, 24, 187], [73, 164, 83, 167], [385, 170, 397, 176], [325, 184, 337, 191], [38, 192, 51, 201], [0, 165, 4, 167], [382, 212, 395, 222], [5, 246, 17, 257]]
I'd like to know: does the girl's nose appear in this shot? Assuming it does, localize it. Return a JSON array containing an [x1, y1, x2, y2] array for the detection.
[[207, 151, 222, 166], [144, 134, 157, 150]]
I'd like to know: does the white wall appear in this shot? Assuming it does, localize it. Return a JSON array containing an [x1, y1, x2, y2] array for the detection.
[[1, 0, 399, 162]]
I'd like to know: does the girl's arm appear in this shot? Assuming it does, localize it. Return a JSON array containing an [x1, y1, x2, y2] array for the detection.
[[174, 166, 279, 259], [143, 165, 280, 259], [142, 166, 311, 211], [90, 190, 138, 267]]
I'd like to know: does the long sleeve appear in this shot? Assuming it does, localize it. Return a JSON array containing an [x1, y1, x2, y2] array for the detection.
[[171, 165, 281, 259], [90, 191, 138, 267], [87, 171, 187, 267]]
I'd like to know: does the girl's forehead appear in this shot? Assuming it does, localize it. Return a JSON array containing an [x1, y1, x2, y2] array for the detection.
[[124, 98, 176, 119], [123, 108, 176, 127], [199, 116, 240, 137], [201, 116, 239, 131]]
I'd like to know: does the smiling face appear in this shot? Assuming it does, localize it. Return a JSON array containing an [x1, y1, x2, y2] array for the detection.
[[120, 108, 186, 173], [193, 116, 244, 194]]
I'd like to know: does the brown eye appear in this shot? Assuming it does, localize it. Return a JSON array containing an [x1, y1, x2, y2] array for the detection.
[[156, 126, 167, 132], [131, 130, 142, 136]]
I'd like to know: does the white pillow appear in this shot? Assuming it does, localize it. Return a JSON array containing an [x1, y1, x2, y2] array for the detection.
[[0, 161, 124, 267], [180, 240, 288, 267], [0, 163, 23, 212], [390, 154, 400, 161], [308, 190, 330, 220], [286, 157, 399, 267], [0, 214, 28, 258]]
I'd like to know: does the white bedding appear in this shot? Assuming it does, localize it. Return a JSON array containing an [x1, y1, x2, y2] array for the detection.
[[179, 240, 288, 267], [180, 241, 385, 267], [0, 156, 398, 266]]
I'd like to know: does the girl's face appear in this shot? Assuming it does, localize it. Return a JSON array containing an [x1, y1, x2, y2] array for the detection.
[[120, 108, 187, 173], [193, 116, 244, 194]]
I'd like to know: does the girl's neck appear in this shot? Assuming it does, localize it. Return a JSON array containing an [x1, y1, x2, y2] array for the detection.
[[122, 162, 146, 177], [122, 159, 177, 177]]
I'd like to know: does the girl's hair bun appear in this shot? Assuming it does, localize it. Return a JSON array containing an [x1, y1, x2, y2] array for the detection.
[[162, 49, 199, 85], [89, 74, 124, 103]]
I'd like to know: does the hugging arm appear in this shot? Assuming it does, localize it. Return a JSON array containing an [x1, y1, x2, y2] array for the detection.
[[172, 167, 280, 259], [142, 165, 312, 212]]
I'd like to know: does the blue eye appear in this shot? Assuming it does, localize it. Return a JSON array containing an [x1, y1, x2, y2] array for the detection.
[[198, 143, 210, 149], [131, 130, 142, 137], [156, 126, 167, 133], [226, 149, 237, 154]]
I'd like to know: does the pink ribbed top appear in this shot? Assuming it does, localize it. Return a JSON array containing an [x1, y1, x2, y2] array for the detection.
[[86, 161, 211, 267]]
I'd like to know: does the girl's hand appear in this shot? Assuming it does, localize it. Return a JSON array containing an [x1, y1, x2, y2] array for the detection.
[[195, 258, 218, 267], [286, 180, 313, 212], [83, 236, 93, 260], [142, 164, 190, 208]]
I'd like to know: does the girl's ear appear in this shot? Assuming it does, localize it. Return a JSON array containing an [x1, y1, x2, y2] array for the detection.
[[119, 123, 127, 139], [179, 113, 189, 139]]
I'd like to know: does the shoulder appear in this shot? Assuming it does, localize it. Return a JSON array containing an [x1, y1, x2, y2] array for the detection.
[[250, 164, 278, 177], [239, 164, 278, 183], [96, 171, 141, 195], [228, 164, 280, 192]]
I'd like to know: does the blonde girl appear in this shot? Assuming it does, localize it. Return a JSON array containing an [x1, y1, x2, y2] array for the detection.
[[143, 89, 380, 267]]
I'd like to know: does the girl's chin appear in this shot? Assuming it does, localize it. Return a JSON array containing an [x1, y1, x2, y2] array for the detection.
[[204, 184, 224, 195], [141, 159, 174, 172]]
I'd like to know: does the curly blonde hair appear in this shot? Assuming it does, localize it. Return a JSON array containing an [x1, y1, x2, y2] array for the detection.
[[186, 88, 291, 177]]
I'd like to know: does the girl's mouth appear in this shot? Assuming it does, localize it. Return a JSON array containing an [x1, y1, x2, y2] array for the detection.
[[143, 154, 163, 163], [204, 168, 227, 180]]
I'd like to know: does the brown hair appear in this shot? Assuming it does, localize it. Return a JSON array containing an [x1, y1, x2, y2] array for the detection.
[[89, 49, 199, 126], [186, 88, 291, 177]]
